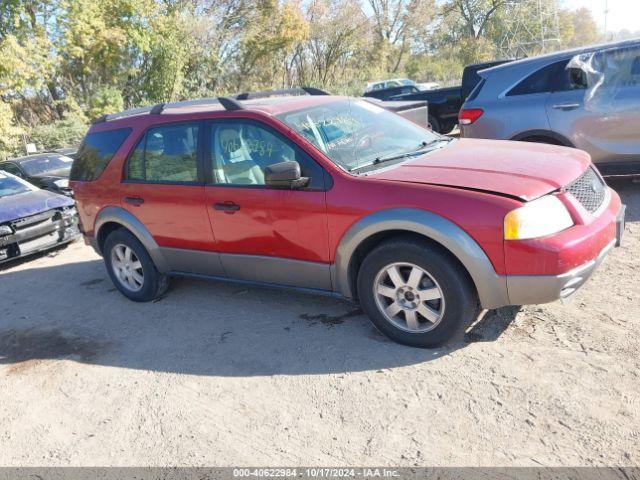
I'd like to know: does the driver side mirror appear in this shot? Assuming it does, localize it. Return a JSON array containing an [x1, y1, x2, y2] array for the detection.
[[264, 161, 309, 189]]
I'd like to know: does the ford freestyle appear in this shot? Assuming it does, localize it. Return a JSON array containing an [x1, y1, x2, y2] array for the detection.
[[70, 89, 625, 347]]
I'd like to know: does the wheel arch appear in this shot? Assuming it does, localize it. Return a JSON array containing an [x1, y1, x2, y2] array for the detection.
[[510, 129, 574, 147], [93, 206, 169, 272], [331, 209, 509, 309]]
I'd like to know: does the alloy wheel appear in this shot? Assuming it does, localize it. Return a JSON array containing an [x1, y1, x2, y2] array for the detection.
[[110, 244, 144, 292], [373, 262, 445, 333]]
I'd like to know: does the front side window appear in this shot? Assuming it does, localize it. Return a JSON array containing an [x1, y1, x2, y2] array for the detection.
[[71, 128, 132, 181], [277, 99, 440, 172], [126, 123, 199, 183], [210, 121, 323, 188], [0, 163, 23, 177]]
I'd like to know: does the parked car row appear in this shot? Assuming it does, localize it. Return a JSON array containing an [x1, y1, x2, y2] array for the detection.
[[459, 38, 640, 175], [0, 171, 79, 264], [365, 78, 440, 93], [0, 153, 75, 197], [363, 60, 513, 134], [366, 39, 640, 176], [0, 147, 81, 263]]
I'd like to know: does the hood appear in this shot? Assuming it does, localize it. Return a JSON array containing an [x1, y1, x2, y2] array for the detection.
[[366, 139, 591, 201], [0, 189, 74, 224]]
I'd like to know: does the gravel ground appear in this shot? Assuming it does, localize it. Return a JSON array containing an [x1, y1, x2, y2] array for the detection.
[[0, 178, 638, 467]]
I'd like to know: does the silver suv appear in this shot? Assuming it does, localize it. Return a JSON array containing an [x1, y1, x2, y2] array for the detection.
[[459, 39, 640, 175]]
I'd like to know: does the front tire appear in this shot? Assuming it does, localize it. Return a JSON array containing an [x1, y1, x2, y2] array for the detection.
[[357, 237, 478, 347], [103, 229, 169, 302]]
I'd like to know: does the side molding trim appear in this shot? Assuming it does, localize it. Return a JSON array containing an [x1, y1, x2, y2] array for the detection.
[[332, 208, 509, 309], [220, 253, 332, 291]]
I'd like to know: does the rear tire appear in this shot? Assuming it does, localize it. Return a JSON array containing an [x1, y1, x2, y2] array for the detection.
[[103, 229, 169, 302], [439, 122, 456, 135], [357, 237, 478, 347]]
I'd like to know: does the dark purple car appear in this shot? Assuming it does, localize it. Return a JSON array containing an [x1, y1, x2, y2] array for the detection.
[[0, 170, 79, 264]]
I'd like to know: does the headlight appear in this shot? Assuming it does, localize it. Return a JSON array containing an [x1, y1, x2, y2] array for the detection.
[[0, 225, 13, 236], [504, 195, 573, 240], [54, 179, 69, 188], [61, 206, 77, 218]]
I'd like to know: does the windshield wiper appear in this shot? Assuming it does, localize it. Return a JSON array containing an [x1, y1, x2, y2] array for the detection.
[[350, 138, 451, 172]]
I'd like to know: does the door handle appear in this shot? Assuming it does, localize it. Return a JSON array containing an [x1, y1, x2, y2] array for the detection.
[[552, 103, 580, 110], [213, 202, 241, 214], [124, 196, 145, 206]]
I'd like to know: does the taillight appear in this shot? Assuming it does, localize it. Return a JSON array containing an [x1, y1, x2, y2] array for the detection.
[[458, 108, 484, 125]]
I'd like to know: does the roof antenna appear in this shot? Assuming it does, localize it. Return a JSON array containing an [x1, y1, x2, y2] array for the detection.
[[218, 97, 244, 111]]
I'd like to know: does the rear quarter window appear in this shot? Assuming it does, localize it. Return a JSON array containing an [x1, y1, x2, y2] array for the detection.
[[70, 128, 132, 181], [466, 78, 486, 101]]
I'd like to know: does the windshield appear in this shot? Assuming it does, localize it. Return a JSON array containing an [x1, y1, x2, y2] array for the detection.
[[276, 99, 441, 172], [0, 172, 34, 197], [398, 79, 415, 86], [20, 154, 73, 175]]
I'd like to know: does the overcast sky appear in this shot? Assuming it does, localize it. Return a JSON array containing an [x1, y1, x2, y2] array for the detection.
[[561, 0, 640, 33]]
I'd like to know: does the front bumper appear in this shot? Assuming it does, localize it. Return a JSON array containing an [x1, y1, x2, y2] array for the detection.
[[506, 238, 615, 305], [505, 202, 625, 305], [0, 209, 80, 264]]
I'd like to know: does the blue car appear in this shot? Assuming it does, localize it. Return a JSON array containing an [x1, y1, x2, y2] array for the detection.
[[0, 170, 79, 264]]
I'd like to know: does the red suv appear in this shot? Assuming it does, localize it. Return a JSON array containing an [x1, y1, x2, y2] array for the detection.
[[70, 89, 625, 347]]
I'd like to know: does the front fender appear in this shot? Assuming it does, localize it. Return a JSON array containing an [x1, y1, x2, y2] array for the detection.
[[93, 206, 169, 272], [331, 208, 509, 309]]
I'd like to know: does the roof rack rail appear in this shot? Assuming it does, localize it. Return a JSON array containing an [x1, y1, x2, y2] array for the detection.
[[218, 96, 244, 111], [91, 87, 322, 124], [91, 97, 236, 124], [91, 104, 159, 124], [233, 86, 329, 100]]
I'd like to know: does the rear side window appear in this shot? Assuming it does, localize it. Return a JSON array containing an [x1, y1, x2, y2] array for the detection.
[[507, 60, 587, 96], [126, 123, 200, 183], [70, 128, 132, 181]]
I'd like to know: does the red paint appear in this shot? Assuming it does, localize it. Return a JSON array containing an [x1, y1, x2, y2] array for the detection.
[[121, 183, 212, 251], [367, 139, 591, 201], [71, 96, 620, 282], [504, 190, 620, 275]]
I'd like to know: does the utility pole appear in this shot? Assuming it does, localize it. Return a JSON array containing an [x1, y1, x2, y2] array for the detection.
[[603, 0, 609, 41]]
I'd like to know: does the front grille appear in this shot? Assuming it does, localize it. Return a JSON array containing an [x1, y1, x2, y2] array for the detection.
[[565, 167, 607, 213], [12, 210, 56, 229]]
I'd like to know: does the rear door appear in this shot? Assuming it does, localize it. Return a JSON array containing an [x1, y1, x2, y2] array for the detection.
[[120, 121, 220, 272], [492, 61, 562, 137], [204, 118, 331, 290]]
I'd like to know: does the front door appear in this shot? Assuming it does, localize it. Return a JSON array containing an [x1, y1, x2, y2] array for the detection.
[[204, 119, 331, 290], [547, 46, 640, 168], [120, 121, 222, 275]]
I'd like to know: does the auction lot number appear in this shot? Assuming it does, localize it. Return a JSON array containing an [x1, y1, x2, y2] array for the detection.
[[234, 468, 399, 478]]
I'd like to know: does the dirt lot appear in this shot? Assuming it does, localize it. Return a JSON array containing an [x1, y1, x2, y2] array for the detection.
[[0, 178, 638, 467]]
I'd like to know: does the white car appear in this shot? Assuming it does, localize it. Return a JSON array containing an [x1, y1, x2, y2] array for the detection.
[[364, 78, 440, 93]]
